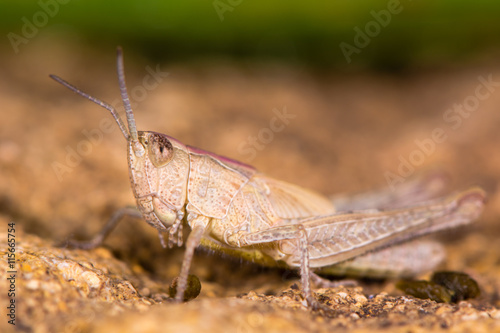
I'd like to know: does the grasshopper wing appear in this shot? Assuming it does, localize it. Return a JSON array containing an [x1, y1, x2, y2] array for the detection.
[[331, 170, 449, 211], [252, 175, 336, 219]]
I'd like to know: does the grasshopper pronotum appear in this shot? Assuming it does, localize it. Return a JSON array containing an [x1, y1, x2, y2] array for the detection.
[[51, 48, 485, 310]]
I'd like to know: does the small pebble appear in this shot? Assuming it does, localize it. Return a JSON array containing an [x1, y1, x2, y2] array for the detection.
[[168, 274, 201, 302]]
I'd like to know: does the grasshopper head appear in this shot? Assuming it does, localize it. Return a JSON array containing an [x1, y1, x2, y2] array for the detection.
[[126, 130, 181, 231]]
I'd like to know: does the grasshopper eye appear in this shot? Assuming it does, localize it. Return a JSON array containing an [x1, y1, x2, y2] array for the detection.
[[146, 133, 174, 167]]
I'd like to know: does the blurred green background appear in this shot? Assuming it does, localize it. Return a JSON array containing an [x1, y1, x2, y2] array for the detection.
[[1, 0, 500, 71]]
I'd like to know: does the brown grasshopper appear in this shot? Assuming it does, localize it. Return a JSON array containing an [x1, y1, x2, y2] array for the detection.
[[51, 48, 486, 310]]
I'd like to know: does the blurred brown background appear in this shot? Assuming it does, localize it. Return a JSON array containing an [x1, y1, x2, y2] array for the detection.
[[0, 1, 499, 332]]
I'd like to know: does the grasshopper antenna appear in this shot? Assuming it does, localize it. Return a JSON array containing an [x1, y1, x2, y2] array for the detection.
[[49, 75, 130, 140], [116, 47, 144, 157]]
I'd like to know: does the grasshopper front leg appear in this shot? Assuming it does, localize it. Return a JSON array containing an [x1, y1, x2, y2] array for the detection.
[[174, 216, 210, 303]]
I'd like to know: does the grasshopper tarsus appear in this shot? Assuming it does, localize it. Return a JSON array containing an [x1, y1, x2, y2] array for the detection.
[[310, 272, 358, 289], [308, 294, 338, 317]]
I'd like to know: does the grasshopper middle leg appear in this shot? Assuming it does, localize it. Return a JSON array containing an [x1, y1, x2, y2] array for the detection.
[[230, 224, 320, 308]]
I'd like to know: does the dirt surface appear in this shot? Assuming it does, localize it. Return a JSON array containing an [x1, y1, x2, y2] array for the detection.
[[1, 40, 500, 332]]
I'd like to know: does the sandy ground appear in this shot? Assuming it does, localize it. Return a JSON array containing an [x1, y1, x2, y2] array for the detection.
[[0, 40, 499, 332]]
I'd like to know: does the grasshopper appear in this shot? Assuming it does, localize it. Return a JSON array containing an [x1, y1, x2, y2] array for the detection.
[[51, 48, 486, 310]]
